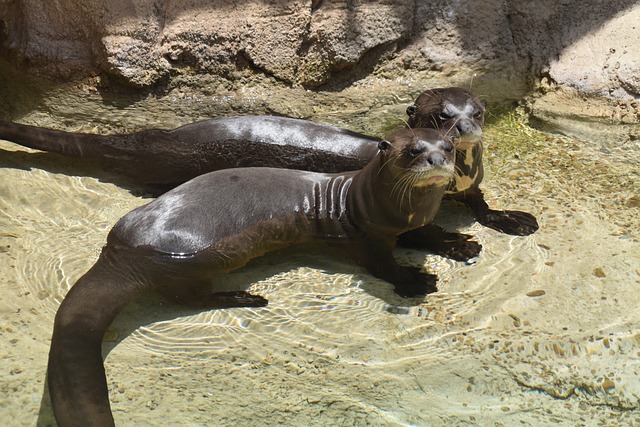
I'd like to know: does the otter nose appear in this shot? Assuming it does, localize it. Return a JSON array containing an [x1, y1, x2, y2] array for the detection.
[[426, 152, 447, 166]]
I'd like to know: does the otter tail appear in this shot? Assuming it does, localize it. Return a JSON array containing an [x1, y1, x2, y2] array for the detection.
[[0, 120, 139, 159], [47, 247, 147, 427]]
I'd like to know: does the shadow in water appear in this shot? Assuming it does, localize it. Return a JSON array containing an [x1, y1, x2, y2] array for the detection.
[[0, 147, 163, 197]]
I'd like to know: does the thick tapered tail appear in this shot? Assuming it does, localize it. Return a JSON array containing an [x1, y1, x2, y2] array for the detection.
[[0, 120, 127, 158], [48, 248, 146, 427]]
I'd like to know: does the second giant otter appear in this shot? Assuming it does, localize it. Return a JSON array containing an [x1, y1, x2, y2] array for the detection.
[[48, 128, 455, 426], [405, 88, 538, 236]]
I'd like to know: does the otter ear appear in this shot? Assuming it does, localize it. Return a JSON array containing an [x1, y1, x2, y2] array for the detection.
[[481, 100, 488, 108], [378, 140, 391, 151], [406, 105, 417, 117]]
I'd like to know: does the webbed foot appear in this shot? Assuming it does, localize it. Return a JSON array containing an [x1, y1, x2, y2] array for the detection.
[[478, 209, 539, 236], [398, 230, 481, 262], [205, 291, 269, 308], [168, 290, 269, 308]]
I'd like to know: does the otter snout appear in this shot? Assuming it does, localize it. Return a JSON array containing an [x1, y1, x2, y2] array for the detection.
[[410, 137, 455, 187], [426, 151, 448, 166], [410, 137, 454, 167]]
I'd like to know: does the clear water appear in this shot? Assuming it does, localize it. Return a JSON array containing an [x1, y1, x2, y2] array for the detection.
[[0, 78, 639, 426]]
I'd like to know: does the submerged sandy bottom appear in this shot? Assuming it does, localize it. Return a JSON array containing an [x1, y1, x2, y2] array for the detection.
[[0, 85, 638, 426]]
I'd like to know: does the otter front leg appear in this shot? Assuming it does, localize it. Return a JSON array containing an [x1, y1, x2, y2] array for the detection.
[[346, 238, 438, 298], [457, 188, 539, 236]]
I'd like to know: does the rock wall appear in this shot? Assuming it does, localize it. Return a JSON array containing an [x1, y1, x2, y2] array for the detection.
[[0, 0, 638, 101]]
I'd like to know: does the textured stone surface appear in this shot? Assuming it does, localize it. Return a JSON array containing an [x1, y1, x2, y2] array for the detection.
[[0, 0, 638, 125]]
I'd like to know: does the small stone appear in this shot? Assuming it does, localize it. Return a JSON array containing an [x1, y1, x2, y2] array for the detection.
[[526, 290, 546, 297], [625, 195, 640, 208], [508, 314, 521, 327], [593, 267, 606, 278], [602, 378, 615, 394]]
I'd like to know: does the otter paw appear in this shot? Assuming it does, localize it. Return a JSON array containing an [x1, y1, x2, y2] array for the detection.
[[392, 267, 438, 298], [428, 232, 482, 262], [479, 210, 539, 236], [206, 291, 269, 308], [397, 228, 482, 262]]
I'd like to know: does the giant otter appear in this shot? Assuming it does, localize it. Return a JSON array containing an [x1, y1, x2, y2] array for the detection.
[[48, 128, 455, 426], [404, 87, 538, 236]]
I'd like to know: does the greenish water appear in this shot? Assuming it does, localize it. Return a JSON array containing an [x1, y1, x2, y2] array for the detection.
[[0, 75, 639, 426]]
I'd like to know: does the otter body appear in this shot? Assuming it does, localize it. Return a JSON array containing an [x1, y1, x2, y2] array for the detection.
[[48, 129, 456, 426], [0, 115, 378, 187]]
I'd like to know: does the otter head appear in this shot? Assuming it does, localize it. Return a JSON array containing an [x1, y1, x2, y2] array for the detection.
[[378, 128, 456, 189], [405, 87, 487, 150]]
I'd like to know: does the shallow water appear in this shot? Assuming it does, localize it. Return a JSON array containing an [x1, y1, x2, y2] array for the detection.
[[0, 78, 639, 426]]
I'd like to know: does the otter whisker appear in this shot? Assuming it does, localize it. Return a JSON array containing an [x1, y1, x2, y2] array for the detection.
[[391, 172, 414, 205], [390, 173, 409, 201], [446, 117, 461, 138], [378, 154, 398, 176], [400, 117, 412, 131]]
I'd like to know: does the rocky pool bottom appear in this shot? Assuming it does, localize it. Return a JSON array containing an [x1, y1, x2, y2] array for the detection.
[[0, 76, 638, 426]]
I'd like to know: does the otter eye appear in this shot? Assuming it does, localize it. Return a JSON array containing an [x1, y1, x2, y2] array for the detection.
[[445, 140, 456, 152], [473, 111, 483, 119], [439, 112, 452, 121], [378, 140, 391, 151], [408, 146, 424, 157], [406, 105, 417, 116]]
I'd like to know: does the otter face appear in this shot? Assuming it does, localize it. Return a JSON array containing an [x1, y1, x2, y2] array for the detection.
[[379, 128, 455, 187], [406, 87, 486, 150]]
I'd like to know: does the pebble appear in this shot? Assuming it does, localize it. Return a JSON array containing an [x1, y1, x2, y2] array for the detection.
[[602, 378, 615, 394], [526, 290, 546, 297]]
